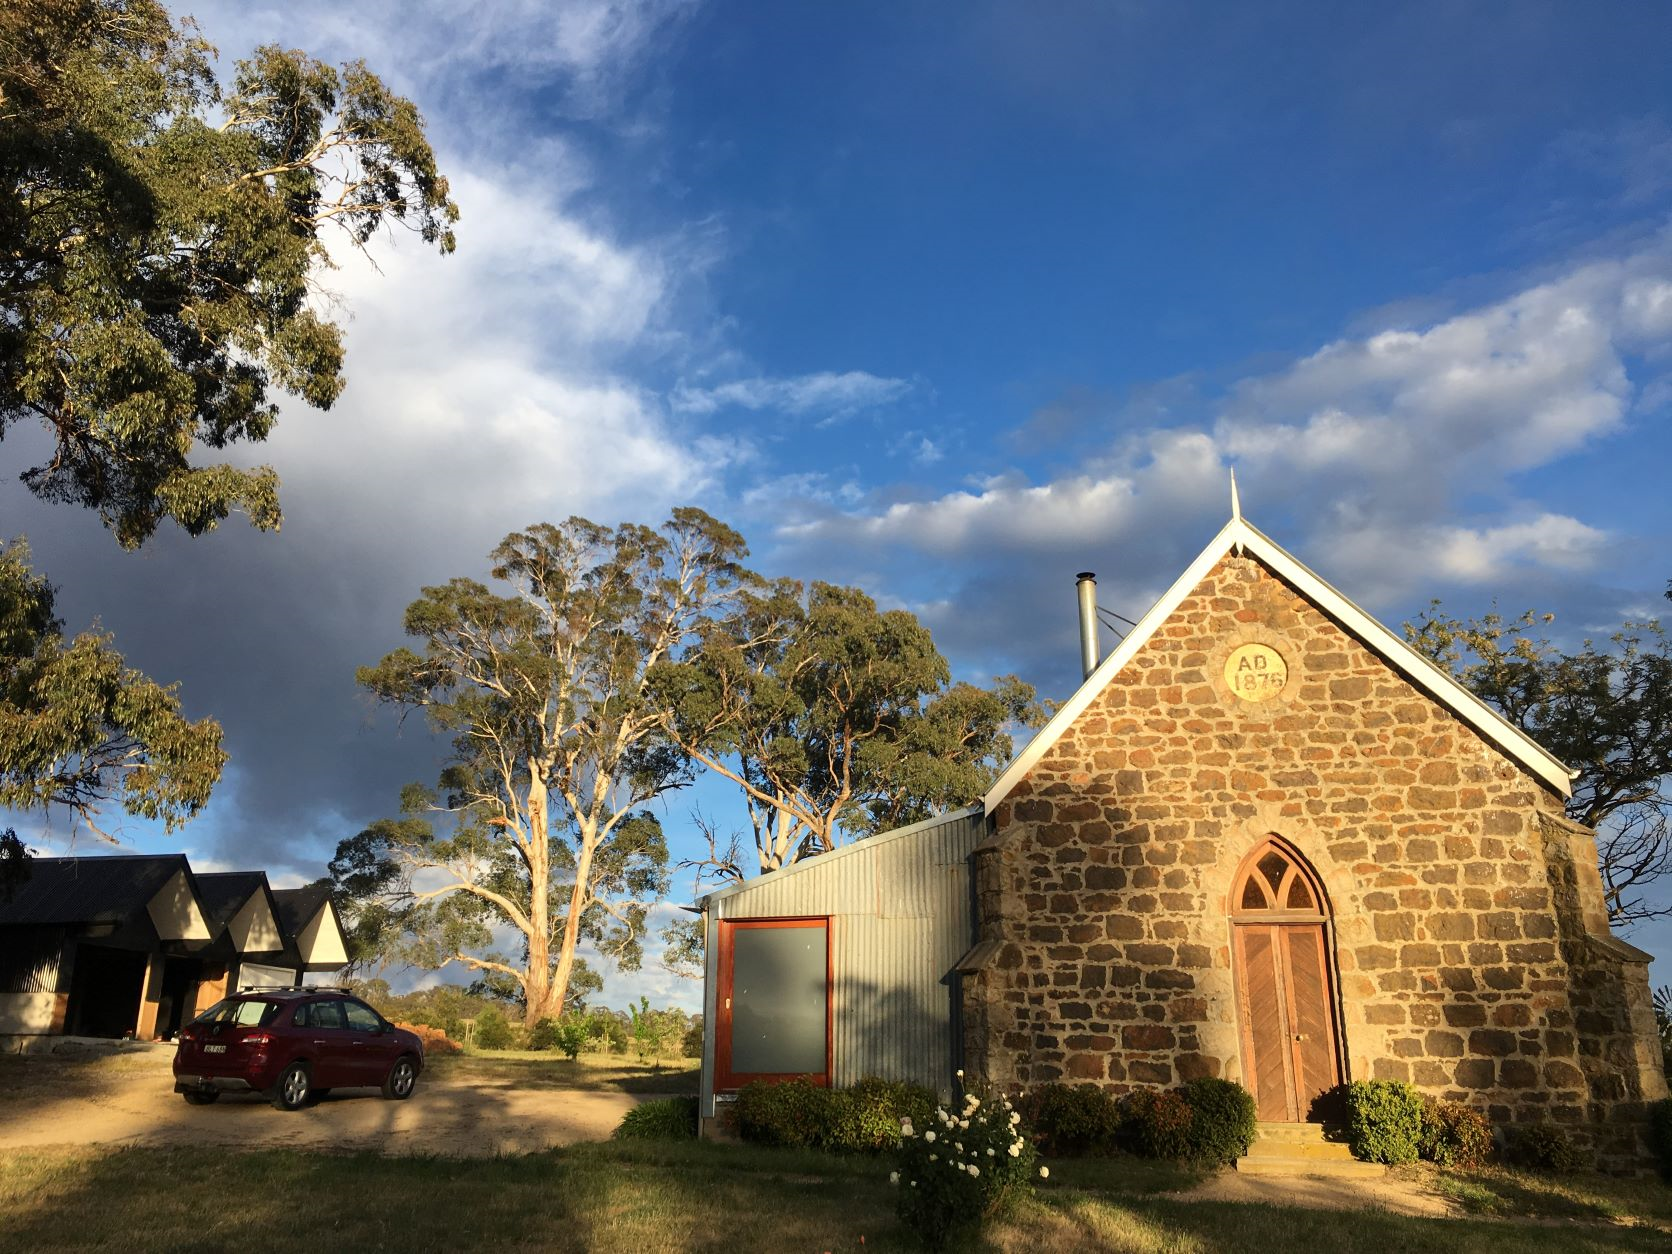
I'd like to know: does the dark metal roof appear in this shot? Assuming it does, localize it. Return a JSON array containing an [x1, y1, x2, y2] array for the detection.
[[270, 882, 333, 938], [194, 871, 271, 928], [0, 855, 190, 926]]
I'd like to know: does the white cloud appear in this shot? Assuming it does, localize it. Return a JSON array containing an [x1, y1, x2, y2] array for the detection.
[[671, 371, 913, 421]]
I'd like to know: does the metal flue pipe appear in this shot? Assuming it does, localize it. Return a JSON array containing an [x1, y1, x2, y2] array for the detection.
[[1076, 572, 1099, 679]]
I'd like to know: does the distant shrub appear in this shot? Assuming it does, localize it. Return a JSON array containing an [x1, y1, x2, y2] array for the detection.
[[1180, 1077, 1257, 1166], [1121, 1088, 1194, 1160], [682, 1021, 704, 1059], [1507, 1122, 1589, 1174], [1021, 1083, 1122, 1157], [472, 1006, 516, 1051], [527, 1017, 561, 1051], [615, 1096, 698, 1141], [1648, 1098, 1672, 1183], [1345, 1080, 1424, 1165], [1420, 1099, 1493, 1169], [394, 1021, 461, 1056]]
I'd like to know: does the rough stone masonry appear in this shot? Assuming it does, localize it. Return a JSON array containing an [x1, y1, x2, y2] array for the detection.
[[961, 552, 1668, 1168]]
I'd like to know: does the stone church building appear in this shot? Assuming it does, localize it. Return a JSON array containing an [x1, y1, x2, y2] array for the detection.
[[697, 510, 1667, 1166]]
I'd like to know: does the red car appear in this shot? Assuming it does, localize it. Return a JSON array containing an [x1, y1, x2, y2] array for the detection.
[[173, 988, 424, 1111]]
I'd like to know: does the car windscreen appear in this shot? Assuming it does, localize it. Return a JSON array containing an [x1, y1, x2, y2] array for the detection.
[[192, 998, 283, 1027]]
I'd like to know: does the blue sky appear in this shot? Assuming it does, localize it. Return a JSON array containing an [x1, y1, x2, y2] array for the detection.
[[11, 2, 1672, 1009]]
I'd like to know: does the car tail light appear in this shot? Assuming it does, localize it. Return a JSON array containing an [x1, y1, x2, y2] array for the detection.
[[179, 1028, 199, 1043], [244, 1032, 273, 1047]]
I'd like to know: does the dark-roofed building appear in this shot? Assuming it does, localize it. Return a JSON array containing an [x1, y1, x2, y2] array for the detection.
[[0, 858, 348, 1044], [0, 855, 210, 1039]]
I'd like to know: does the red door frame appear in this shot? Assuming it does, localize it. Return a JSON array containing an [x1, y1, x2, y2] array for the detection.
[[714, 917, 832, 1091]]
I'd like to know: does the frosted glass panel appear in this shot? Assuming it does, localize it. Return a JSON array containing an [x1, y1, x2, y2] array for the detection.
[[730, 923, 827, 1075]]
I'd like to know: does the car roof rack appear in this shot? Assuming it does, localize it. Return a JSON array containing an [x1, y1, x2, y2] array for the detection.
[[235, 984, 355, 994]]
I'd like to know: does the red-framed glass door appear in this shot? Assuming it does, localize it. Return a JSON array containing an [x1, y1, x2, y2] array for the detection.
[[715, 917, 831, 1091]]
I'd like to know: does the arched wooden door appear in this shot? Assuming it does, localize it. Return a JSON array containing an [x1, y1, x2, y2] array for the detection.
[[1230, 840, 1342, 1123]]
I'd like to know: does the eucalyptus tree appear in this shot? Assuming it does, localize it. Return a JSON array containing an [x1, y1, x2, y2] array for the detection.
[[651, 580, 1045, 881], [356, 511, 751, 1026], [0, 0, 455, 842]]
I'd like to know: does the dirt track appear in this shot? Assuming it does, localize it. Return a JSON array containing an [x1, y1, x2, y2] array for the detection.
[[0, 1045, 661, 1156]]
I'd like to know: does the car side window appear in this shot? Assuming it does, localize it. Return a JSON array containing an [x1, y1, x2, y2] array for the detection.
[[292, 1005, 308, 1027], [308, 1000, 347, 1030], [344, 1001, 381, 1032]]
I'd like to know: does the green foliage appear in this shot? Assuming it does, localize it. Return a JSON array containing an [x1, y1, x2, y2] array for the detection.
[[354, 511, 750, 1023], [627, 997, 689, 1064], [527, 1018, 562, 1051], [0, 828, 26, 901], [471, 1006, 516, 1051], [892, 1089, 1039, 1251], [660, 914, 704, 980], [1120, 1088, 1194, 1160], [1420, 1100, 1494, 1169], [1648, 1098, 1672, 1183], [733, 1077, 937, 1154], [681, 1017, 703, 1059], [1344, 1080, 1426, 1165], [613, 1096, 697, 1141], [0, 539, 224, 836], [1506, 1122, 1590, 1174], [347, 978, 502, 1043], [1020, 1083, 1122, 1157], [1179, 1078, 1257, 1166], [0, 0, 456, 547], [1405, 604, 1672, 924], [651, 580, 1045, 878]]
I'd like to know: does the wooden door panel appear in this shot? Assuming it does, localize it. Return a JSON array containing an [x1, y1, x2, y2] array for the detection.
[[1236, 926, 1294, 1122], [1281, 926, 1340, 1115]]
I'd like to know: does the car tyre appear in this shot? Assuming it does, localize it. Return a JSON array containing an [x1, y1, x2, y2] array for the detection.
[[382, 1055, 418, 1101], [271, 1061, 311, 1111], [182, 1090, 219, 1106]]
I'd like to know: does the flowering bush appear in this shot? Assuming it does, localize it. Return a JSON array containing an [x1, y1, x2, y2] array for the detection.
[[394, 1021, 461, 1056], [891, 1079, 1042, 1250]]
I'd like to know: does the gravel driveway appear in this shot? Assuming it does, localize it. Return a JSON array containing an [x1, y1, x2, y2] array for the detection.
[[0, 1044, 659, 1156]]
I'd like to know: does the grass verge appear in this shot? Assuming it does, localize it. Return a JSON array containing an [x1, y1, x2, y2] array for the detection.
[[2, 1140, 1669, 1252]]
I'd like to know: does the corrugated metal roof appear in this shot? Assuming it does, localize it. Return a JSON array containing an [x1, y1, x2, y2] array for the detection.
[[0, 855, 189, 926]]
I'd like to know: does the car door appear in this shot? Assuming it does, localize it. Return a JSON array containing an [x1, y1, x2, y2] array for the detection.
[[343, 998, 398, 1085], [302, 998, 353, 1086]]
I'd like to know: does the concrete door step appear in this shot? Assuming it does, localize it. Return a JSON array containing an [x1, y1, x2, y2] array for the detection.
[[1244, 1139, 1357, 1162], [1254, 1121, 1331, 1144], [1236, 1154, 1388, 1179]]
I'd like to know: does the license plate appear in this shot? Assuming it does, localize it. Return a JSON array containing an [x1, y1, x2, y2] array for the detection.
[[204, 1044, 226, 1054]]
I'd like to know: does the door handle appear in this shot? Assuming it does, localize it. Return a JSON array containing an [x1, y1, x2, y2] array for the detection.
[[312, 1038, 327, 1045], [1294, 1034, 1306, 1041]]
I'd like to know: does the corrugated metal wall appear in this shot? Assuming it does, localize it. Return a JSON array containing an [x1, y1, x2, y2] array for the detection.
[[704, 808, 988, 1111]]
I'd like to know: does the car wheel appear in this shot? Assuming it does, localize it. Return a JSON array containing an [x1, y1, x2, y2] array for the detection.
[[271, 1062, 311, 1111], [382, 1055, 418, 1101], [182, 1090, 219, 1106]]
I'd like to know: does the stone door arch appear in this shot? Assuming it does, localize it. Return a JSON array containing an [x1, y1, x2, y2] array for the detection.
[[1229, 838, 1343, 1122]]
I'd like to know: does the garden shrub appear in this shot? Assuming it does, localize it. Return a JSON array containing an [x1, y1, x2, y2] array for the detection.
[[1120, 1087, 1194, 1160], [1507, 1122, 1589, 1174], [734, 1078, 834, 1148], [1649, 1098, 1672, 1183], [892, 1088, 1041, 1250], [1180, 1077, 1257, 1165], [471, 1006, 516, 1051], [1021, 1083, 1122, 1157], [1419, 1099, 1493, 1169], [394, 1021, 461, 1056], [614, 1096, 698, 1141], [1344, 1079, 1424, 1165], [734, 1076, 937, 1153]]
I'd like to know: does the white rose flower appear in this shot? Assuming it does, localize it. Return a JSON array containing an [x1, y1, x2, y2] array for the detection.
[[929, 1154, 937, 1161], [987, 1147, 995, 1156], [889, 1171, 900, 1186], [959, 1120, 969, 1130], [1038, 1166, 1049, 1179], [956, 1069, 964, 1079], [924, 1130, 936, 1143], [1008, 1144, 1020, 1157], [969, 1165, 980, 1178], [955, 1142, 963, 1153]]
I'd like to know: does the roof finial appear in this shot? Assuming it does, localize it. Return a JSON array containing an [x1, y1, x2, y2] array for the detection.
[[1230, 468, 1244, 554]]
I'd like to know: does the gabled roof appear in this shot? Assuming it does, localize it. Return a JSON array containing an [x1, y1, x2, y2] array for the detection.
[[983, 515, 1576, 811], [0, 854, 193, 927], [271, 882, 333, 937], [194, 871, 273, 929]]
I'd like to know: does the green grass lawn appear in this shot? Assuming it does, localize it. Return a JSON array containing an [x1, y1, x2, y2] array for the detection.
[[427, 1049, 699, 1094], [2, 1138, 1668, 1253]]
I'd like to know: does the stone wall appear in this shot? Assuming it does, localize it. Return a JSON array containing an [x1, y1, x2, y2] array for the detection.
[[962, 552, 1668, 1168]]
